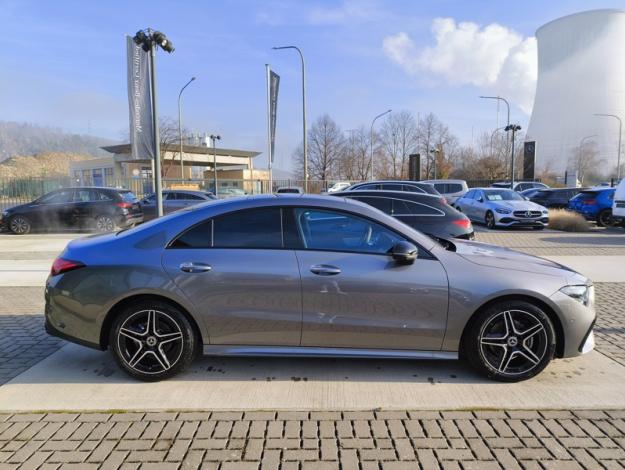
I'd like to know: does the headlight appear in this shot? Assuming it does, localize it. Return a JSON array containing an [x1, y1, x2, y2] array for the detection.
[[560, 285, 592, 306], [495, 208, 511, 214], [1, 210, 9, 220], [542, 210, 549, 214]]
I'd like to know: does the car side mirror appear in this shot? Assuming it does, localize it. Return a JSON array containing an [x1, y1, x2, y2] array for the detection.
[[477, 197, 484, 203], [390, 241, 418, 265]]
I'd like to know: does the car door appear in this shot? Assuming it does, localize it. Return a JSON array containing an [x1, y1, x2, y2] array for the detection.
[[32, 189, 76, 228], [471, 190, 485, 220], [457, 190, 475, 219], [161, 206, 302, 346], [293, 207, 448, 351]]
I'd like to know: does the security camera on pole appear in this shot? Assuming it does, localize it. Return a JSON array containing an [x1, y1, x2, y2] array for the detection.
[[131, 29, 175, 217]]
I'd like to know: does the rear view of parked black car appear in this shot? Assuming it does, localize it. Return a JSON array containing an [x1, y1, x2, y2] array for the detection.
[[333, 190, 474, 241], [1, 187, 143, 234], [528, 187, 587, 209]]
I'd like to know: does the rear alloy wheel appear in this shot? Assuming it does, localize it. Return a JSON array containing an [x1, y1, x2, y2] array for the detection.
[[95, 215, 116, 232], [110, 301, 196, 381], [463, 300, 556, 382], [9, 215, 31, 235], [485, 211, 496, 229], [597, 209, 613, 227]]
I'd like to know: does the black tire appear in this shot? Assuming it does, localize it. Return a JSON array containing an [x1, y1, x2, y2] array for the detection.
[[462, 300, 556, 382], [109, 300, 196, 381], [597, 209, 613, 227], [95, 214, 116, 232], [485, 211, 496, 229], [9, 215, 31, 235], [532, 226, 545, 230]]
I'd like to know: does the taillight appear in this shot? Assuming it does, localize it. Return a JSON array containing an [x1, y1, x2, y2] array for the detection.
[[51, 257, 85, 276], [582, 199, 596, 205], [441, 197, 448, 205], [452, 219, 472, 230], [116, 202, 132, 209]]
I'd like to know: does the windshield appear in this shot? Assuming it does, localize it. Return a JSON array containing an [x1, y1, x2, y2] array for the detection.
[[483, 189, 524, 201]]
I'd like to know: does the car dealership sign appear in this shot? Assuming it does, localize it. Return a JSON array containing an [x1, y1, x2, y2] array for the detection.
[[126, 36, 155, 160]]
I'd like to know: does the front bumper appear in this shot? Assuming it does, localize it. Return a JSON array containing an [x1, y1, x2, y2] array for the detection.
[[549, 287, 596, 358], [494, 213, 549, 227]]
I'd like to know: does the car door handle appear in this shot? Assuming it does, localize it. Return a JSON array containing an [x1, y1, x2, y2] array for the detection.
[[310, 264, 341, 276], [179, 262, 212, 273]]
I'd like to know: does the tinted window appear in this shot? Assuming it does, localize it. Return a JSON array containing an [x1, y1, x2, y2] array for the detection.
[[277, 188, 301, 193], [433, 183, 447, 193], [179, 193, 204, 200], [402, 184, 424, 193], [354, 183, 378, 190], [448, 183, 464, 193], [213, 208, 282, 248], [120, 191, 138, 202], [463, 190, 474, 199], [295, 208, 405, 255], [170, 220, 212, 248], [74, 189, 95, 202], [352, 196, 392, 213], [39, 189, 74, 204], [393, 199, 442, 216], [381, 183, 403, 191], [95, 191, 113, 201]]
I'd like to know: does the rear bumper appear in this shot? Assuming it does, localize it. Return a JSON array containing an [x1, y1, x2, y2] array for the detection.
[[119, 214, 143, 227], [45, 316, 102, 350]]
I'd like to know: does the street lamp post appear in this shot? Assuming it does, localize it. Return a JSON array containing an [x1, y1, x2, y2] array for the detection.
[[272, 46, 307, 192], [480, 96, 513, 183], [594, 113, 622, 180], [578, 134, 598, 185], [210, 134, 221, 197], [504, 124, 522, 187], [370, 109, 392, 180], [490, 126, 506, 157], [178, 77, 196, 181], [133, 29, 175, 218]]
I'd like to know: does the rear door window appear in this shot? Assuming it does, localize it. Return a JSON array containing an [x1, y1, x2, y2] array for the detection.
[[352, 196, 392, 213], [392, 199, 442, 216], [381, 183, 403, 191], [170, 220, 212, 248], [447, 183, 464, 193], [433, 183, 447, 193], [39, 189, 74, 204], [213, 207, 283, 249]]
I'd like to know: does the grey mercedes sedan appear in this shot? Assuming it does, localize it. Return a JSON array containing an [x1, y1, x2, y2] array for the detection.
[[45, 195, 595, 382]]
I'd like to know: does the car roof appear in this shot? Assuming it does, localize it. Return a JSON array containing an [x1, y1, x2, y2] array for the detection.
[[333, 190, 443, 201], [353, 180, 433, 185], [422, 179, 466, 184]]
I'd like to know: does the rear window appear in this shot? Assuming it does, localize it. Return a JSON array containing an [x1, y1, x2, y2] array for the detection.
[[392, 199, 442, 216], [575, 191, 599, 200], [351, 196, 392, 213], [170, 220, 212, 248], [119, 191, 138, 202]]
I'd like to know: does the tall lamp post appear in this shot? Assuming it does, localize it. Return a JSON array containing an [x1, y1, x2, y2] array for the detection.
[[480, 96, 513, 182], [133, 29, 175, 217], [594, 113, 622, 180], [272, 45, 307, 192], [490, 126, 506, 157], [505, 124, 522, 187], [178, 76, 196, 181], [210, 135, 221, 197], [370, 109, 392, 180]]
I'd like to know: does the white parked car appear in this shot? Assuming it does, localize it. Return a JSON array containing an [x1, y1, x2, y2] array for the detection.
[[455, 188, 549, 230], [327, 181, 352, 193], [613, 179, 625, 224], [422, 179, 468, 205]]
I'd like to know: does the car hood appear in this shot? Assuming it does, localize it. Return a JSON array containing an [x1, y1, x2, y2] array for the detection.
[[488, 200, 545, 211], [452, 239, 587, 283]]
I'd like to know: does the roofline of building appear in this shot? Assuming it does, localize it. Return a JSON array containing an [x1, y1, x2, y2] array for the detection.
[[536, 9, 625, 36], [101, 143, 261, 158]]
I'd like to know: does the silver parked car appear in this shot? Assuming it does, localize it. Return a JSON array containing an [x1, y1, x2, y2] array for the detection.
[[45, 195, 594, 382], [456, 188, 549, 229]]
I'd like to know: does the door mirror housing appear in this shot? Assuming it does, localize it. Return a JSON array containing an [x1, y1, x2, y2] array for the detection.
[[477, 197, 484, 203], [390, 241, 418, 264]]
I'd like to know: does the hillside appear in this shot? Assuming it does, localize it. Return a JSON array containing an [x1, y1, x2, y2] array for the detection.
[[0, 152, 92, 178], [0, 121, 117, 162]]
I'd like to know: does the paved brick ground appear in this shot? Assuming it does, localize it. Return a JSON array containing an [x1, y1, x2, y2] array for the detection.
[[1, 409, 625, 469], [0, 287, 62, 386], [595, 283, 625, 366]]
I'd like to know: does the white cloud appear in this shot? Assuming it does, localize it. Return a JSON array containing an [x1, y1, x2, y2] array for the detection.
[[383, 18, 538, 114], [308, 0, 382, 25]]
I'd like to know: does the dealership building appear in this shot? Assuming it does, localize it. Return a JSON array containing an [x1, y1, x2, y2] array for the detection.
[[526, 9, 625, 179]]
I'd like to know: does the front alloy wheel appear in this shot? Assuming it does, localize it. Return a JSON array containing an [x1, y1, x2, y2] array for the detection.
[[485, 211, 496, 229], [95, 215, 116, 232], [464, 300, 556, 381], [9, 215, 31, 234], [110, 301, 196, 381]]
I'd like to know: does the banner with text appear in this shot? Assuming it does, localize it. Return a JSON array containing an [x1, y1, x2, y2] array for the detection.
[[126, 36, 155, 160], [269, 70, 280, 162]]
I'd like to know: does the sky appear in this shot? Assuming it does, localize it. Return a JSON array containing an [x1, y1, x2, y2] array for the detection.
[[1, 0, 624, 172]]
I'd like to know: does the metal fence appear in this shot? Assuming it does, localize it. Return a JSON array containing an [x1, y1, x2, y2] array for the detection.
[[0, 176, 534, 211]]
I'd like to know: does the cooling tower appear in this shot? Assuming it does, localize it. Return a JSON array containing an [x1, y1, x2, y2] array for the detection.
[[526, 9, 625, 178]]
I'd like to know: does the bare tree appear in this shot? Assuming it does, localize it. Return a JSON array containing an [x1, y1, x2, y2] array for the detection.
[[294, 114, 345, 180], [416, 113, 457, 179], [569, 140, 599, 185], [340, 126, 371, 180], [379, 111, 419, 179]]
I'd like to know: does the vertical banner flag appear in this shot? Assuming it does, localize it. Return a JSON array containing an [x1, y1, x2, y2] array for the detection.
[[126, 36, 155, 160], [269, 70, 280, 162]]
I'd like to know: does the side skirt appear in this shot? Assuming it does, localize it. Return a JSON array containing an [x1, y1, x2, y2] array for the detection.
[[202, 345, 458, 360]]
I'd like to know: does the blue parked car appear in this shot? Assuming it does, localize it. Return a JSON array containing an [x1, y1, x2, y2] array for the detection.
[[568, 188, 616, 227]]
